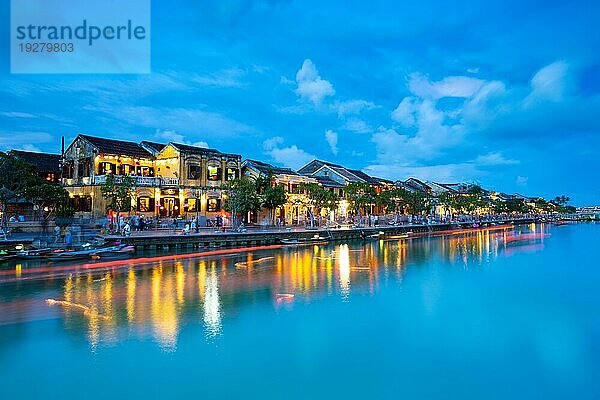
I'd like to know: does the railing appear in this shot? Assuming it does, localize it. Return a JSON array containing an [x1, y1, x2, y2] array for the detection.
[[92, 175, 180, 186]]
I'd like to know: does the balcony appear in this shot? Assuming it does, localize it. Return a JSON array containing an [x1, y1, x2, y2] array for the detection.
[[92, 175, 180, 187]]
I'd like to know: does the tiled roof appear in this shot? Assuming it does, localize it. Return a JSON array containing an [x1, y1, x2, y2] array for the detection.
[[298, 159, 344, 174], [428, 182, 458, 194], [403, 178, 432, 193], [9, 150, 60, 174], [313, 175, 345, 188], [329, 166, 362, 182], [140, 141, 167, 153], [244, 159, 299, 176], [79, 134, 152, 158], [374, 177, 395, 185], [348, 169, 380, 185], [171, 143, 240, 158]]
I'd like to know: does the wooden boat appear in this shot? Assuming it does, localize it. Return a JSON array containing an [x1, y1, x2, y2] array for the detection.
[[91, 245, 135, 260], [15, 248, 52, 259], [46, 248, 99, 262], [280, 234, 331, 245], [0, 254, 17, 263]]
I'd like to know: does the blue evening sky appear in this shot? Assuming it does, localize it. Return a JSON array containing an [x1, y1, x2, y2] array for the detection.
[[1, 0, 599, 205]]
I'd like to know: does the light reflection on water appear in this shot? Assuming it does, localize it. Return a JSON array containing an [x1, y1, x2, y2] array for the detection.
[[4, 223, 600, 399], [0, 225, 550, 351]]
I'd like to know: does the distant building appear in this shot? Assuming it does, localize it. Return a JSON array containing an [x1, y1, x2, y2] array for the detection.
[[243, 159, 318, 225], [9, 150, 61, 184], [5, 150, 61, 218]]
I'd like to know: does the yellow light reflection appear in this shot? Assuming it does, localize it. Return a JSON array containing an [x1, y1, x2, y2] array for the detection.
[[203, 267, 222, 338], [339, 244, 350, 300]]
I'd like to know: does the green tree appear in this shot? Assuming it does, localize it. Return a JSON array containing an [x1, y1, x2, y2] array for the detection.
[[298, 183, 339, 226], [100, 174, 136, 230], [463, 184, 488, 213], [344, 182, 377, 217], [262, 184, 287, 224], [438, 191, 461, 217], [492, 198, 529, 214], [0, 152, 40, 234], [377, 187, 409, 215], [531, 197, 553, 213], [552, 195, 570, 206], [550, 195, 573, 213], [23, 183, 73, 221], [222, 177, 261, 228], [404, 190, 431, 217]]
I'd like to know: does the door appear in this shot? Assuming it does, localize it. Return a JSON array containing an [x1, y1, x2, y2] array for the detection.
[[160, 197, 180, 217]]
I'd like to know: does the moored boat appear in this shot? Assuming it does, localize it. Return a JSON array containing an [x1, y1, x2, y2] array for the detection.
[[46, 248, 99, 262], [91, 245, 135, 260], [15, 248, 52, 260]]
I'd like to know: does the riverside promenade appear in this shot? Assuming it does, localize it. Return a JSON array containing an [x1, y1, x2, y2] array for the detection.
[[105, 217, 538, 251]]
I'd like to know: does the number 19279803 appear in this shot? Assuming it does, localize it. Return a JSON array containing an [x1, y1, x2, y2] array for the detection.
[[19, 42, 74, 52]]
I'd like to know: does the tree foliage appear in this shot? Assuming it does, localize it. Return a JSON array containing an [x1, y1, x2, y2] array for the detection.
[[404, 190, 431, 216], [377, 187, 409, 214], [22, 183, 73, 220], [100, 174, 136, 216], [263, 184, 287, 223], [299, 183, 338, 212], [344, 182, 377, 216], [0, 152, 72, 230], [222, 176, 261, 226]]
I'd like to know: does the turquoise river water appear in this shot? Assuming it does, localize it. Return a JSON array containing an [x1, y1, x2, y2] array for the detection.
[[1, 222, 599, 399]]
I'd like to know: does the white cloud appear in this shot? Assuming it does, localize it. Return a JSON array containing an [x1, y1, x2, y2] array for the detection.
[[295, 59, 335, 105], [88, 105, 253, 138], [325, 129, 338, 155], [343, 118, 372, 133], [376, 100, 465, 163], [190, 68, 246, 88], [156, 129, 209, 148], [262, 137, 315, 169], [14, 144, 43, 152], [0, 111, 37, 118], [524, 61, 569, 106], [0, 131, 54, 151], [391, 97, 418, 127], [364, 162, 480, 183], [262, 136, 285, 150], [335, 99, 378, 118], [516, 176, 529, 186], [475, 152, 519, 166], [408, 73, 486, 99]]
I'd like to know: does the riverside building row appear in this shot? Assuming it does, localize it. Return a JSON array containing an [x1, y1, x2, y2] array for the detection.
[[6, 134, 532, 224], [11, 134, 389, 224]]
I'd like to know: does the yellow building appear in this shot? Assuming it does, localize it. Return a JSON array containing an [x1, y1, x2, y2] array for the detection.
[[61, 134, 240, 220]]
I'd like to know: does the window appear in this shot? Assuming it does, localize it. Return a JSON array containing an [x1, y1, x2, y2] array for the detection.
[[188, 164, 201, 180], [120, 164, 135, 175], [184, 198, 198, 212], [137, 197, 154, 212], [77, 158, 91, 177], [62, 161, 74, 179], [45, 173, 57, 183], [69, 195, 92, 212], [136, 166, 154, 177], [207, 165, 222, 181], [226, 167, 237, 181], [207, 198, 221, 212], [99, 162, 116, 175]]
